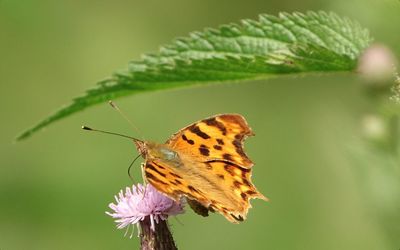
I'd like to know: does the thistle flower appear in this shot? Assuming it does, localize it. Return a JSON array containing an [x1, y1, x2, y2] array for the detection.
[[106, 183, 184, 232], [106, 183, 183, 250]]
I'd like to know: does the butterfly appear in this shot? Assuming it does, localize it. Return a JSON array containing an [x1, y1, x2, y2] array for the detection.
[[135, 114, 268, 223]]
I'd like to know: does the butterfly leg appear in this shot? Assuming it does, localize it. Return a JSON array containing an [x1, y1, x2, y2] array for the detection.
[[141, 163, 148, 184], [140, 163, 149, 200]]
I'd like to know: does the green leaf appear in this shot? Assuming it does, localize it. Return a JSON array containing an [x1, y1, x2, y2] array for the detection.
[[17, 11, 372, 140]]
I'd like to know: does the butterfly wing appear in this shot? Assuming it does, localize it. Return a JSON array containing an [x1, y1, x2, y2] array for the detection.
[[144, 159, 267, 223], [144, 114, 267, 223], [166, 114, 254, 168], [143, 160, 210, 206]]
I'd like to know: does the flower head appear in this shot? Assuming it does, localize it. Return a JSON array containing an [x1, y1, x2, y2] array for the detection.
[[106, 183, 184, 232]]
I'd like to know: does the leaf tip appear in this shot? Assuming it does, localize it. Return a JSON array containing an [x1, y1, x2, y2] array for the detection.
[[15, 129, 33, 142]]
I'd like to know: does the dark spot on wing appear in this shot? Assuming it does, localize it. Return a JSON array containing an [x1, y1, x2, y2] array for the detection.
[[204, 117, 227, 135], [172, 179, 182, 185], [199, 144, 210, 156], [145, 172, 168, 185], [241, 168, 250, 179], [216, 139, 224, 145], [146, 163, 166, 178], [224, 164, 235, 176], [169, 172, 182, 179], [231, 214, 244, 222], [213, 145, 222, 150], [217, 174, 225, 180], [153, 162, 167, 170], [189, 126, 210, 139], [188, 185, 201, 194], [246, 190, 257, 195], [233, 181, 241, 188], [240, 192, 247, 200], [232, 138, 241, 149], [182, 134, 195, 145], [242, 178, 251, 187], [233, 138, 246, 157], [223, 153, 233, 161]]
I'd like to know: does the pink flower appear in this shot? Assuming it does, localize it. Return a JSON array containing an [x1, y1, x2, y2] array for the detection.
[[106, 183, 184, 234]]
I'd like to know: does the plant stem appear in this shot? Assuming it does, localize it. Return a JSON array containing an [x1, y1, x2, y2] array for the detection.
[[139, 217, 177, 250]]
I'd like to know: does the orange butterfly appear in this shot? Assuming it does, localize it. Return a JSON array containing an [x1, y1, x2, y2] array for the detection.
[[134, 114, 268, 223]]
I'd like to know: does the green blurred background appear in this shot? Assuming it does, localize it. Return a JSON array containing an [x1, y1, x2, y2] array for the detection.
[[1, 0, 399, 249]]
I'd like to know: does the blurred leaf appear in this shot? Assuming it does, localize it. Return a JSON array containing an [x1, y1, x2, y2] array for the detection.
[[18, 11, 372, 140]]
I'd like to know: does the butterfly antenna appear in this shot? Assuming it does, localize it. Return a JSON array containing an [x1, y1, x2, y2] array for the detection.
[[128, 153, 142, 182], [82, 126, 142, 143], [109, 100, 145, 141]]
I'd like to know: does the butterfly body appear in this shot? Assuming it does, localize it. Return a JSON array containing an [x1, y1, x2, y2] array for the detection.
[[139, 142, 182, 166], [135, 114, 267, 223]]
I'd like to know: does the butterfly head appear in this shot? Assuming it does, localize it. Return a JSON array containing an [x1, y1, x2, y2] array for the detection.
[[134, 140, 149, 157]]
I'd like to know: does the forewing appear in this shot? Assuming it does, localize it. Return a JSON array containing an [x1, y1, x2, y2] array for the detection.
[[166, 114, 254, 168]]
